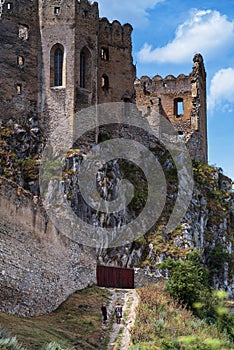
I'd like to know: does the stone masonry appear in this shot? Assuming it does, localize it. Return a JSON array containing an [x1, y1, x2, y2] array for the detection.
[[135, 54, 208, 163], [0, 0, 207, 162], [0, 0, 136, 134]]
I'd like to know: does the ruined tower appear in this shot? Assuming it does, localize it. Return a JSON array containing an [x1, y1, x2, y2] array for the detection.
[[135, 54, 208, 163], [0, 0, 136, 133]]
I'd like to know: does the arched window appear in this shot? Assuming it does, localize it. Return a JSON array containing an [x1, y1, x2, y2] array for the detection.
[[80, 47, 91, 90], [50, 44, 65, 87], [54, 48, 63, 86]]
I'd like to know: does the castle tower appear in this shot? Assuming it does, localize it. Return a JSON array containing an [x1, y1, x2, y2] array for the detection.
[[0, 0, 40, 122], [0, 0, 136, 139], [135, 54, 208, 163], [38, 0, 78, 135], [98, 18, 136, 104]]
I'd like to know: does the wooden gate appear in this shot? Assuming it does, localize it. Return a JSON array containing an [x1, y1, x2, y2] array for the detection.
[[97, 265, 134, 289]]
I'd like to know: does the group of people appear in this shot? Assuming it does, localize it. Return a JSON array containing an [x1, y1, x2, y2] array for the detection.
[[101, 301, 123, 324]]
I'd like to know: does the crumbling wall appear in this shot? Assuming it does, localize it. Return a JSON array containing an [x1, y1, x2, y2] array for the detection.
[[98, 18, 136, 104], [135, 54, 208, 163]]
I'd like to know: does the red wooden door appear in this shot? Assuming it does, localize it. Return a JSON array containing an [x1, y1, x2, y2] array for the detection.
[[97, 265, 134, 289]]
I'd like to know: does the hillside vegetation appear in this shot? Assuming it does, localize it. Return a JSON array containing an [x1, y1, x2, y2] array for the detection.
[[130, 282, 234, 350], [0, 286, 111, 350]]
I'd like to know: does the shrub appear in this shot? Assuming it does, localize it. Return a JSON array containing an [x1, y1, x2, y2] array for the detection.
[[160, 251, 211, 313]]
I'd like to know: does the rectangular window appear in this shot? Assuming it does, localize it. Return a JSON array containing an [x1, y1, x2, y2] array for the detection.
[[174, 98, 184, 117], [100, 47, 109, 61], [54, 7, 60, 15], [177, 101, 184, 115], [16, 84, 22, 95], [7, 3, 11, 10], [80, 53, 85, 88]]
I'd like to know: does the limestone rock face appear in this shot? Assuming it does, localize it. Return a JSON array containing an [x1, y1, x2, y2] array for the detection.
[[98, 161, 234, 298]]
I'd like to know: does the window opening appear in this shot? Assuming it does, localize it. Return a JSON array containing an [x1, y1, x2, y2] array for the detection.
[[80, 52, 85, 88], [178, 131, 184, 139], [101, 74, 109, 91], [17, 56, 24, 67], [7, 3, 11, 10], [100, 47, 109, 61], [54, 48, 63, 86], [18, 25, 29, 40], [54, 7, 60, 15], [174, 98, 184, 117], [16, 84, 22, 95]]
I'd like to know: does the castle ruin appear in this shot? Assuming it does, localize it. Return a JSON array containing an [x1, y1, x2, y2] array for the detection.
[[135, 54, 208, 163], [0, 0, 218, 317], [0, 0, 207, 162]]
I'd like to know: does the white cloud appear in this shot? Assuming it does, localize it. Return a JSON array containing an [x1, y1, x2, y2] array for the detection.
[[97, 0, 164, 27], [208, 68, 234, 112], [137, 9, 234, 63]]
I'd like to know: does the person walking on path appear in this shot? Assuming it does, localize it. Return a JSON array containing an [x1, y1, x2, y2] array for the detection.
[[115, 301, 123, 324], [101, 303, 108, 324]]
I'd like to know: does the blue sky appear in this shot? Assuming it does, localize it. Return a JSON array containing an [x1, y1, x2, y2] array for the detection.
[[97, 0, 234, 181]]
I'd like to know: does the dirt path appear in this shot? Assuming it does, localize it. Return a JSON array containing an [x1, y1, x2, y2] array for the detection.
[[101, 288, 139, 350]]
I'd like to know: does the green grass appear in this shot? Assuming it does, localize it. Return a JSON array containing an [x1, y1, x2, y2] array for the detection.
[[0, 286, 111, 350]]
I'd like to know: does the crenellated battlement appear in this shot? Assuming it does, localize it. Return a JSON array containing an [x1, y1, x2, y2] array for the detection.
[[99, 17, 133, 47], [135, 73, 191, 96], [76, 0, 98, 19], [135, 54, 207, 163]]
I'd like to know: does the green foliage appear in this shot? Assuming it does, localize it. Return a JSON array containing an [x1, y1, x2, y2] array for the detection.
[[131, 283, 234, 350], [0, 336, 27, 350], [160, 251, 210, 312], [0, 334, 71, 350], [160, 252, 234, 342], [204, 243, 231, 282]]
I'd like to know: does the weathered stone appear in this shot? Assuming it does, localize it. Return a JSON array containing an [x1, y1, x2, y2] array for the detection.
[[135, 54, 207, 163], [0, 177, 96, 316]]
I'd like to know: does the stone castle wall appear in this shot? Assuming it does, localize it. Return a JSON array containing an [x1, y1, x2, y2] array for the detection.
[[0, 0, 136, 135], [135, 54, 208, 163], [0, 177, 96, 316], [0, 0, 40, 122]]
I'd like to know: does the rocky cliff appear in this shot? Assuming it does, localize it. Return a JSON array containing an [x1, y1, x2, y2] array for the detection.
[[0, 116, 233, 317]]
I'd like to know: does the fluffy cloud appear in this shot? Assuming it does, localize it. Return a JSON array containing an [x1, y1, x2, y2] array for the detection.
[[137, 9, 234, 63], [97, 0, 164, 27], [208, 68, 234, 112]]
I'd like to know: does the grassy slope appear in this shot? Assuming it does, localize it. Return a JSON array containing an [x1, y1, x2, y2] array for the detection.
[[0, 286, 111, 350], [129, 283, 234, 350]]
